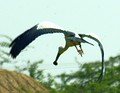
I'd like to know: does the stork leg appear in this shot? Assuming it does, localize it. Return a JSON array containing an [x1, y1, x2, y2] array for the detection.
[[71, 41, 84, 56], [79, 44, 84, 54], [74, 45, 83, 56]]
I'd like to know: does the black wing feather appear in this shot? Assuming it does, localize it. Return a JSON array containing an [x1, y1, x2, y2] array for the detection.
[[79, 34, 105, 80], [9, 24, 75, 58]]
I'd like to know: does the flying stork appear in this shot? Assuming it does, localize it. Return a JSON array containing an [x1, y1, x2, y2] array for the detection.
[[9, 21, 105, 80]]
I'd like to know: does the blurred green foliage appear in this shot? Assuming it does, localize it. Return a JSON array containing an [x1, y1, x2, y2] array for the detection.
[[0, 35, 120, 93]]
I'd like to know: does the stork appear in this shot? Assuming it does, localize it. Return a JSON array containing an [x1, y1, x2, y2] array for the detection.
[[9, 21, 105, 80]]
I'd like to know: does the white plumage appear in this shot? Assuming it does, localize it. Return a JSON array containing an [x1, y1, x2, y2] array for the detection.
[[9, 21, 105, 80], [37, 21, 64, 30]]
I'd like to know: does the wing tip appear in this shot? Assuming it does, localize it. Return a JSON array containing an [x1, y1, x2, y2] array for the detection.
[[9, 51, 17, 58]]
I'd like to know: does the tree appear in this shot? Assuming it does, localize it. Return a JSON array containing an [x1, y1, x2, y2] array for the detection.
[[52, 54, 120, 93], [0, 34, 49, 93], [1, 34, 120, 93], [0, 34, 12, 66]]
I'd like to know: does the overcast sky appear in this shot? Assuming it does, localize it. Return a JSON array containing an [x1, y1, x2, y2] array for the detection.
[[0, 0, 120, 74]]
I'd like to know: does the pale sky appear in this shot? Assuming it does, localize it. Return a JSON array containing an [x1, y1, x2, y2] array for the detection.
[[0, 0, 120, 75]]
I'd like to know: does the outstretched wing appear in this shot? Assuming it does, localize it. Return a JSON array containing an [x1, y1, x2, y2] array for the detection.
[[79, 34, 105, 80], [9, 24, 75, 58]]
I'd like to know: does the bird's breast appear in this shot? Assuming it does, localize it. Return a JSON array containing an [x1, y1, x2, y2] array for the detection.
[[66, 39, 80, 47]]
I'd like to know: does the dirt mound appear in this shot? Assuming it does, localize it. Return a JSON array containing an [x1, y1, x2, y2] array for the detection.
[[0, 69, 49, 93]]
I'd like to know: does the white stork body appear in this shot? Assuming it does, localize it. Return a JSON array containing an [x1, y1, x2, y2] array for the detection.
[[9, 21, 105, 80], [9, 21, 93, 59]]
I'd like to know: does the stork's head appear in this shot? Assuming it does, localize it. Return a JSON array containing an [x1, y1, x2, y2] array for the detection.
[[53, 46, 68, 66]]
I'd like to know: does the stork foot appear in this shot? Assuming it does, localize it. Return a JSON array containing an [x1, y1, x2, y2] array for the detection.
[[53, 61, 58, 65], [77, 50, 84, 57]]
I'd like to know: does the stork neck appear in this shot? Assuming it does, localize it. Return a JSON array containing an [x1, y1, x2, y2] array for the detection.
[[53, 45, 69, 65], [59, 45, 69, 54]]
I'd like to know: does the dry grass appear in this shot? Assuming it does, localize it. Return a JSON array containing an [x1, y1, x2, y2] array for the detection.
[[0, 69, 49, 93]]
